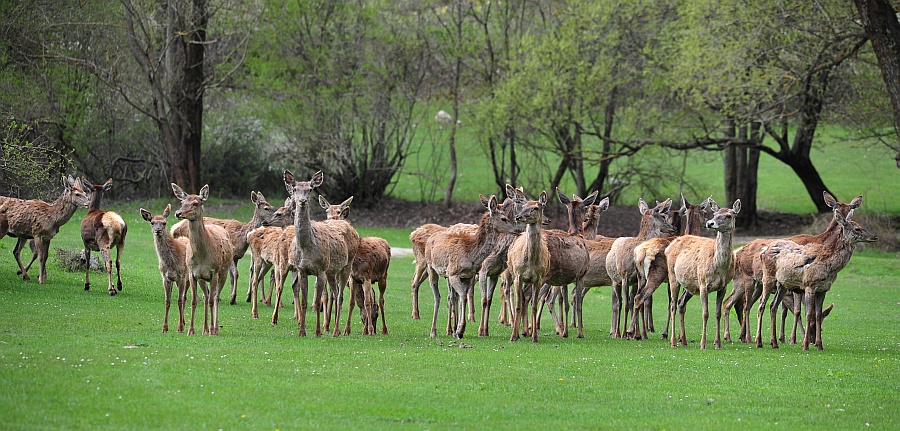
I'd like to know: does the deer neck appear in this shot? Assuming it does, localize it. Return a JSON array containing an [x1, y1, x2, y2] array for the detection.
[[582, 217, 599, 241], [566, 206, 583, 235], [470, 213, 498, 260], [714, 229, 735, 269], [154, 232, 182, 269], [186, 210, 213, 258], [242, 205, 266, 236], [48, 190, 80, 230], [684, 208, 702, 236], [88, 189, 104, 211], [292, 202, 317, 249], [636, 213, 667, 241]]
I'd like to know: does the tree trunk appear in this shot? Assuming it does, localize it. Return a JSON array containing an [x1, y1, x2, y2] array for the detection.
[[852, 0, 900, 168], [443, 0, 463, 208], [179, 0, 207, 193]]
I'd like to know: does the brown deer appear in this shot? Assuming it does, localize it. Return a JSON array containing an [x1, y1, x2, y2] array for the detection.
[[140, 205, 191, 333], [757, 208, 876, 350], [425, 195, 515, 339], [409, 221, 475, 321], [665, 199, 741, 349], [723, 192, 862, 344], [172, 184, 235, 336], [475, 186, 523, 337], [506, 191, 551, 342], [605, 198, 676, 338], [317, 194, 391, 336], [280, 170, 359, 337], [543, 188, 599, 339], [3, 175, 92, 284], [80, 178, 127, 296], [629, 194, 710, 340], [172, 191, 276, 305], [247, 197, 295, 305], [247, 225, 295, 320]]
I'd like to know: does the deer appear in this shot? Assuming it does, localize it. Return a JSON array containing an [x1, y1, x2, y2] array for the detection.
[[246, 197, 296, 305], [317, 193, 391, 336], [247, 225, 295, 321], [171, 184, 235, 336], [629, 194, 710, 340], [723, 191, 862, 344], [424, 194, 515, 339], [542, 188, 599, 339], [3, 175, 92, 284], [605, 198, 676, 338], [779, 291, 833, 344], [140, 205, 191, 333], [665, 198, 741, 349], [756, 208, 876, 350], [172, 191, 276, 305], [506, 191, 551, 342], [410, 221, 475, 321], [80, 178, 127, 296], [279, 170, 359, 337]]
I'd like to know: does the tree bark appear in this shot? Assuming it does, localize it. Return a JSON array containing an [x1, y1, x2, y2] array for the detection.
[[852, 0, 900, 168]]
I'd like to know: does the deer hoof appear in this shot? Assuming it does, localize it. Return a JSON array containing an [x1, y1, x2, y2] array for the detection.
[[108, 289, 117, 297], [117, 282, 122, 291]]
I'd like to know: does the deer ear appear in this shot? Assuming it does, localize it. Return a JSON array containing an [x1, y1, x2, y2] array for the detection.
[[681, 192, 691, 209], [538, 191, 548, 207], [700, 196, 712, 211], [708, 198, 720, 212], [251, 191, 259, 205], [102, 178, 113, 191], [661, 199, 673, 213], [163, 204, 171, 218], [505, 184, 515, 200], [597, 197, 610, 212], [340, 196, 353, 209], [310, 171, 324, 188], [339, 208, 349, 220], [198, 185, 209, 202], [140, 208, 152, 222], [583, 190, 598, 207], [171, 183, 188, 201], [834, 208, 849, 226], [319, 195, 330, 210], [81, 179, 95, 193], [516, 187, 527, 203], [283, 170, 295, 194], [488, 195, 499, 213], [556, 188, 570, 205], [849, 195, 863, 209], [823, 191, 837, 208], [732, 199, 741, 214], [638, 198, 649, 214], [480, 194, 490, 208]]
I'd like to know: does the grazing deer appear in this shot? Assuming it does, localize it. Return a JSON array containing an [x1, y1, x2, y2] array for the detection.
[[630, 194, 710, 340], [506, 191, 551, 342], [606, 198, 676, 338], [280, 170, 359, 337], [3, 175, 92, 284], [723, 192, 862, 344], [172, 191, 276, 305], [665, 199, 741, 349], [757, 208, 876, 350], [425, 195, 515, 339], [140, 205, 191, 333], [80, 178, 127, 296], [172, 184, 234, 336]]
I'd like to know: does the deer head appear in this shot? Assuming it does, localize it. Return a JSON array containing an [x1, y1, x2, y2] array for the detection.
[[65, 175, 93, 208], [319, 195, 353, 220], [140, 204, 172, 237], [705, 199, 741, 233], [836, 209, 878, 245], [171, 183, 209, 221], [515, 191, 548, 225], [284, 170, 323, 211]]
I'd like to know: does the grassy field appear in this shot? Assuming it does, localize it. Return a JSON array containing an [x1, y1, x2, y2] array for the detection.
[[1, 199, 899, 430], [395, 124, 900, 214]]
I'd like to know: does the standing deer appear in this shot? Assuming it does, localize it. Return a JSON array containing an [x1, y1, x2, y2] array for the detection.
[[606, 198, 676, 338], [3, 175, 92, 284], [425, 194, 515, 339], [723, 191, 862, 344], [630, 194, 710, 340], [80, 178, 127, 296], [140, 205, 190, 333], [172, 191, 276, 305], [506, 191, 551, 342], [279, 170, 359, 337], [172, 184, 234, 336], [757, 208, 876, 350], [665, 199, 741, 349]]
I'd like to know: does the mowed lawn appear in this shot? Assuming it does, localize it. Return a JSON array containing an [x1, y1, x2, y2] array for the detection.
[[1, 202, 898, 430]]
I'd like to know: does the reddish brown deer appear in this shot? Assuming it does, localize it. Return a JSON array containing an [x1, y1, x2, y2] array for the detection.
[[425, 194, 515, 339], [757, 208, 876, 350], [140, 205, 191, 333], [172, 184, 235, 336], [475, 185, 523, 337], [506, 191, 551, 342], [606, 198, 676, 338], [172, 191, 276, 305], [247, 225, 295, 320], [3, 175, 92, 284], [723, 191, 862, 344], [319, 195, 353, 221], [280, 170, 359, 337], [665, 199, 741, 349], [629, 194, 710, 340], [80, 178, 127, 296]]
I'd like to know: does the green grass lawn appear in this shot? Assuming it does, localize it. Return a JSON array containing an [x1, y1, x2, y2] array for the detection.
[[1, 201, 899, 430]]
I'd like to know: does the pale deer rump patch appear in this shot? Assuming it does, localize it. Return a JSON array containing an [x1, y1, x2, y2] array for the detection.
[[101, 211, 126, 233]]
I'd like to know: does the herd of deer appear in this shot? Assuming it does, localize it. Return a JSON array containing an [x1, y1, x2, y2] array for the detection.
[[0, 172, 877, 351]]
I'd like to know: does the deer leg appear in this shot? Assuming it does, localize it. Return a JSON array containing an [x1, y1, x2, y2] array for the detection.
[[779, 300, 789, 343], [723, 279, 740, 343], [36, 238, 50, 284], [769, 285, 785, 349], [411, 261, 427, 320], [296, 274, 308, 337], [668, 281, 680, 347], [754, 288, 770, 349], [271, 267, 288, 326], [344, 279, 357, 336], [530, 282, 540, 343], [227, 259, 238, 305], [162, 280, 172, 333], [714, 288, 724, 349], [84, 247, 92, 291], [814, 291, 826, 351], [699, 288, 709, 350], [802, 289, 815, 351], [467, 283, 476, 323], [678, 288, 690, 347], [187, 277, 198, 335], [312, 276, 326, 337], [428, 269, 441, 339], [790, 291, 803, 345], [101, 245, 115, 296], [509, 280, 522, 342], [114, 243, 123, 292], [610, 282, 622, 338], [13, 237, 30, 280]]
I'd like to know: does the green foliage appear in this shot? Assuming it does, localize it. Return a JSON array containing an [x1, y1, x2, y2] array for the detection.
[[0, 121, 74, 197], [0, 208, 899, 429]]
